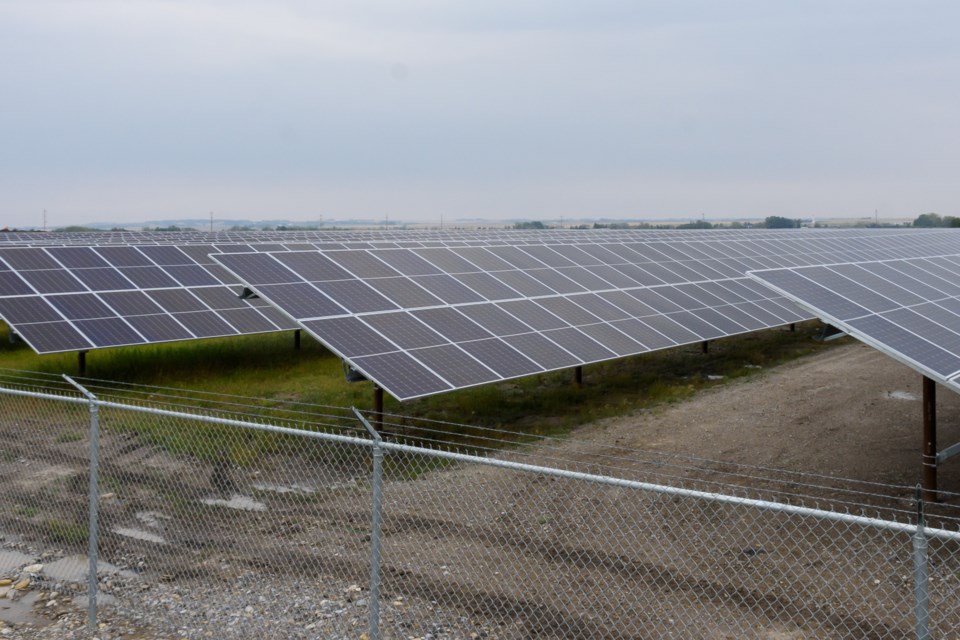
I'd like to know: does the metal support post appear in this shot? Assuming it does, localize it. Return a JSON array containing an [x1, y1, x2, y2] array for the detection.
[[63, 375, 100, 633], [922, 376, 937, 503], [352, 408, 384, 640], [701, 340, 709, 354], [789, 323, 796, 332], [86, 400, 100, 634], [78, 351, 87, 376], [293, 329, 301, 350], [373, 385, 384, 432], [914, 486, 930, 640], [574, 365, 583, 386]]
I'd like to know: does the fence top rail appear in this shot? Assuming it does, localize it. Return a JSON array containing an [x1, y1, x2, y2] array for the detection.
[[0, 382, 87, 406], [376, 439, 960, 542], [0, 379, 954, 542]]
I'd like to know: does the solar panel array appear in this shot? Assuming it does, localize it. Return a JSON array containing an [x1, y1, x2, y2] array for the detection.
[[749, 255, 960, 393], [1, 228, 959, 402], [0, 245, 297, 353], [212, 230, 960, 400]]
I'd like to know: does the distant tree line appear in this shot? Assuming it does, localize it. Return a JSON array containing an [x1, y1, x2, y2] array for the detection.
[[912, 213, 960, 228]]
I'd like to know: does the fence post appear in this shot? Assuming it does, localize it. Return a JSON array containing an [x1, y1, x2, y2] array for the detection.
[[353, 407, 383, 640], [914, 486, 930, 640], [63, 375, 100, 634]]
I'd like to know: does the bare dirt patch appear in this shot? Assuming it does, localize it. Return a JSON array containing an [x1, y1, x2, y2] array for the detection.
[[567, 341, 960, 494]]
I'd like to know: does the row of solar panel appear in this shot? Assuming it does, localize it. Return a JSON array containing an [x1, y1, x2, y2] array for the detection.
[[297, 283, 806, 399], [1, 230, 958, 359], [1, 286, 296, 353], [2, 227, 946, 243], [751, 256, 960, 383], [214, 235, 960, 320]]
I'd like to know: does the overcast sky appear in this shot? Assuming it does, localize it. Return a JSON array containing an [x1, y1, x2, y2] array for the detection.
[[1, 1, 958, 228]]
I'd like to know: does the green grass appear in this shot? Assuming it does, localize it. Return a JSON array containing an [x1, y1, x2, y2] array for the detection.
[[43, 518, 87, 546], [0, 321, 843, 455]]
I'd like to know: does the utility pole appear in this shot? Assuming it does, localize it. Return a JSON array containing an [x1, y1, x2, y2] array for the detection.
[[209, 211, 214, 232], [43, 209, 47, 232]]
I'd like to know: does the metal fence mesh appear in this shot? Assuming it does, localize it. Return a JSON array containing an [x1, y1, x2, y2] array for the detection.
[[0, 372, 959, 639], [0, 390, 91, 607]]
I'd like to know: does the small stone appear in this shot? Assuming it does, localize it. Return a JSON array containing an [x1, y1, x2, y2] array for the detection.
[[46, 599, 57, 607], [14, 579, 30, 590], [0, 587, 8, 599], [22, 564, 43, 574], [0, 580, 11, 587]]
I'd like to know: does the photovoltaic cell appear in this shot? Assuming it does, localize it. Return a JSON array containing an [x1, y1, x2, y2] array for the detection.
[[164, 265, 221, 287], [364, 277, 444, 308], [452, 272, 521, 300], [0, 297, 64, 323], [16, 321, 93, 353], [118, 267, 180, 289], [326, 251, 400, 278], [369, 250, 443, 276], [254, 283, 348, 319], [577, 323, 647, 356], [218, 308, 281, 333], [19, 269, 87, 294], [47, 294, 114, 320], [272, 251, 353, 281], [361, 312, 447, 349], [213, 253, 300, 285], [0, 271, 35, 295], [408, 344, 498, 387], [458, 338, 542, 378], [70, 268, 136, 291], [47, 247, 110, 269], [457, 304, 532, 336], [496, 299, 570, 331], [147, 289, 207, 313], [350, 350, 452, 398], [74, 317, 145, 347], [534, 297, 601, 326], [301, 317, 398, 357], [173, 311, 238, 338], [502, 333, 580, 369], [125, 314, 193, 342], [311, 280, 396, 314], [408, 275, 485, 305], [610, 318, 676, 350], [541, 327, 616, 362]]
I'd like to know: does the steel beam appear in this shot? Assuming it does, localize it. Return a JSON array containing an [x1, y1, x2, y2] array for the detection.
[[922, 376, 938, 503]]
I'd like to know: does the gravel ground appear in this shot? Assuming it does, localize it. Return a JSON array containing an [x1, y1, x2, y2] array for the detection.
[[4, 341, 960, 639]]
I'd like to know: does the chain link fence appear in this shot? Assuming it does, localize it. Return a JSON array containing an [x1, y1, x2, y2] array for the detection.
[[0, 370, 958, 639]]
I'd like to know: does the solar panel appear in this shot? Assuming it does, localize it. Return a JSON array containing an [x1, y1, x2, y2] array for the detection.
[[749, 255, 960, 391], [207, 230, 960, 400], [0, 227, 956, 377], [0, 244, 299, 353]]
